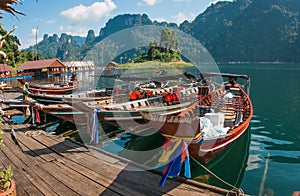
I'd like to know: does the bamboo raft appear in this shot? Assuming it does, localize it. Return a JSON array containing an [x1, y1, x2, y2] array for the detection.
[[0, 119, 240, 196]]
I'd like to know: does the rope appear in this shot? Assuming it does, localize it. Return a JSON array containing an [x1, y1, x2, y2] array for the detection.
[[190, 156, 245, 196], [25, 130, 43, 137], [161, 132, 202, 141], [258, 153, 270, 196]]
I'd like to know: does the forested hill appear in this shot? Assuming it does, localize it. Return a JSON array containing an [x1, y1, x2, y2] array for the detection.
[[30, 14, 178, 62], [180, 0, 300, 63], [30, 0, 300, 63]]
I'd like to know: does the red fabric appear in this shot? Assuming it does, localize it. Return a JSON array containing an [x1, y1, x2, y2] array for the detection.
[[162, 138, 173, 150], [35, 108, 40, 123], [165, 94, 172, 102], [172, 93, 180, 101], [146, 90, 153, 97], [137, 91, 143, 99], [162, 165, 169, 175], [181, 142, 187, 162]]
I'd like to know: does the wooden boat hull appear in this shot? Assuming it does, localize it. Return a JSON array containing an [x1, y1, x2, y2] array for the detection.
[[27, 86, 78, 95], [98, 105, 191, 129], [141, 112, 201, 138], [96, 84, 210, 128], [29, 93, 112, 104], [18, 78, 79, 95], [142, 79, 253, 164], [24, 99, 113, 125], [16, 86, 113, 104], [98, 96, 193, 129], [188, 117, 251, 163]]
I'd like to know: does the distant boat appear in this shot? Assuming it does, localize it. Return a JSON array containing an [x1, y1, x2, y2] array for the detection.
[[17, 78, 79, 95]]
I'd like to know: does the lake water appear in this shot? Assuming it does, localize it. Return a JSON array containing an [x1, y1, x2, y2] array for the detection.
[[29, 64, 300, 195], [101, 64, 300, 196], [218, 64, 300, 195]]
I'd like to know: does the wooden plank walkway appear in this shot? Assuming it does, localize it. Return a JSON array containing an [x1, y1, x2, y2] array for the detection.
[[0, 120, 234, 196]]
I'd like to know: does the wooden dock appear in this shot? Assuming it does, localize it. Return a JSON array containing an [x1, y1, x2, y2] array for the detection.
[[0, 120, 237, 195]]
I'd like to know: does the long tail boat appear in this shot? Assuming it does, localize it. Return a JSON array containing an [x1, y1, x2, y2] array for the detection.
[[17, 78, 79, 95], [95, 84, 208, 129], [142, 73, 253, 164], [15, 86, 113, 104], [24, 98, 113, 125]]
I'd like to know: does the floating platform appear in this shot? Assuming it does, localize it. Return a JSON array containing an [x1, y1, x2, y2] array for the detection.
[[0, 120, 240, 195]]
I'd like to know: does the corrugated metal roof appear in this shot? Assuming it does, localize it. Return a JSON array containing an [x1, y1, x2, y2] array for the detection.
[[63, 61, 95, 67], [0, 64, 14, 72], [16, 58, 65, 71]]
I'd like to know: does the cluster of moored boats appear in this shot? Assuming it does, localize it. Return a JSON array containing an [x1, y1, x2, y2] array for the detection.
[[1, 71, 253, 185]]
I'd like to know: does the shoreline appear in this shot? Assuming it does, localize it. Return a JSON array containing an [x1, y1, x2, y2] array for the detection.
[[217, 61, 300, 65], [118, 61, 300, 68]]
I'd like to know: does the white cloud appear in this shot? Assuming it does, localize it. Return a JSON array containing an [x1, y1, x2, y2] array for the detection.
[[60, 0, 116, 24], [19, 28, 41, 49], [138, 0, 161, 6], [173, 12, 195, 24], [20, 38, 41, 49], [209, 0, 234, 6], [45, 20, 55, 24], [152, 17, 167, 22], [58, 25, 88, 37], [31, 28, 38, 37]]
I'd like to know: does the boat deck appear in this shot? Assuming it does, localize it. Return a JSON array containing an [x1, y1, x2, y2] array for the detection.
[[0, 119, 235, 196]]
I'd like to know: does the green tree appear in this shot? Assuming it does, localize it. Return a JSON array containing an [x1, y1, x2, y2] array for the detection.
[[0, 25, 22, 67], [134, 29, 181, 63], [160, 28, 179, 52]]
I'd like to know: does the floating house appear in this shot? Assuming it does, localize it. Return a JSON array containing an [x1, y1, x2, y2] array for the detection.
[[64, 61, 95, 72], [102, 61, 121, 77], [16, 58, 66, 77], [105, 61, 119, 69], [0, 63, 13, 78]]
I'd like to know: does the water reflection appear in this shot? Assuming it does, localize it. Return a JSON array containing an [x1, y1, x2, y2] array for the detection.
[[191, 129, 250, 190], [100, 128, 250, 190]]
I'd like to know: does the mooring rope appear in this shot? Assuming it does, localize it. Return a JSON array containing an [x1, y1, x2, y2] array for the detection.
[[258, 153, 270, 196], [190, 156, 245, 196], [25, 130, 43, 137]]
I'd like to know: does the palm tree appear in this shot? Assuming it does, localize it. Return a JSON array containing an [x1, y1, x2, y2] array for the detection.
[[0, 0, 24, 18], [0, 0, 24, 61]]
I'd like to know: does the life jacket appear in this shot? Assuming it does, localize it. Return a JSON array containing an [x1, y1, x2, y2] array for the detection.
[[145, 90, 153, 98], [129, 91, 143, 101]]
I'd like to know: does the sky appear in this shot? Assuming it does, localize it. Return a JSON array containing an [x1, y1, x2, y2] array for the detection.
[[0, 0, 233, 48]]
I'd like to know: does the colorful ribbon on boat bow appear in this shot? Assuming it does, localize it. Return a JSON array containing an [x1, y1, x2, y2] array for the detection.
[[31, 103, 41, 124], [90, 108, 99, 145], [22, 83, 29, 100], [159, 138, 191, 187]]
